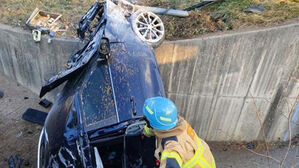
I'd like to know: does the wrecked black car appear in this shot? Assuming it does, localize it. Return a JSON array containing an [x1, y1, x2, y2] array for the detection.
[[37, 1, 166, 167]]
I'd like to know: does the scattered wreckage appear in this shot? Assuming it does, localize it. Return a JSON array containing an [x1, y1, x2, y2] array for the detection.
[[26, 8, 67, 42], [33, 0, 221, 167], [37, 1, 165, 167], [26, 0, 220, 43]]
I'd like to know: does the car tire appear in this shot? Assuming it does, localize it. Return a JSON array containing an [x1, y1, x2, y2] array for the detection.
[[130, 10, 165, 48]]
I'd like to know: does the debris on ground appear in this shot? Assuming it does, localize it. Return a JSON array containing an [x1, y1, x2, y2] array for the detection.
[[246, 142, 256, 149], [32, 29, 42, 42], [0, 90, 4, 99], [22, 108, 48, 126], [244, 5, 265, 14], [26, 8, 62, 32], [15, 154, 23, 168], [8, 156, 15, 168], [0, 74, 45, 167], [49, 31, 55, 37], [118, 0, 189, 17], [39, 98, 52, 108], [184, 0, 220, 11], [26, 8, 68, 41], [7, 155, 23, 168], [24, 159, 30, 167]]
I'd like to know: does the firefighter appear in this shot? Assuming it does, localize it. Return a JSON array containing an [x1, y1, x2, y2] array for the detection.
[[143, 97, 216, 168]]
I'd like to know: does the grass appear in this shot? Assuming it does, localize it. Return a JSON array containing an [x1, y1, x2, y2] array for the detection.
[[211, 0, 299, 26], [0, 0, 298, 39], [149, 0, 299, 39]]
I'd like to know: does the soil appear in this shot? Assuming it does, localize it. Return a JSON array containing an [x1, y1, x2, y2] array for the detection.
[[0, 73, 298, 167], [0, 74, 48, 168], [210, 140, 299, 168]]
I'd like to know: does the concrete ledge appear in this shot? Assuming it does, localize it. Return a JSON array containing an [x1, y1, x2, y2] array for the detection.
[[0, 23, 298, 142]]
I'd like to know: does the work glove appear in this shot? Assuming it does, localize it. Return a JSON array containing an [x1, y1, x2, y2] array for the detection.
[[143, 124, 155, 137]]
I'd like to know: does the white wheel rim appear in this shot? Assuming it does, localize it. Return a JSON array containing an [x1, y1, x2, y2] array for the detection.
[[133, 12, 164, 43]]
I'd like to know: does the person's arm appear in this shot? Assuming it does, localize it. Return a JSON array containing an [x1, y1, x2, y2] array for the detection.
[[159, 139, 184, 168], [160, 150, 183, 168]]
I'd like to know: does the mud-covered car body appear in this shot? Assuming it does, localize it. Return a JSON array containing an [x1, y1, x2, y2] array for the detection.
[[38, 1, 165, 167]]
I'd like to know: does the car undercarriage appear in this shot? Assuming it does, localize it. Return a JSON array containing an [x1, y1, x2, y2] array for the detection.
[[37, 1, 165, 167]]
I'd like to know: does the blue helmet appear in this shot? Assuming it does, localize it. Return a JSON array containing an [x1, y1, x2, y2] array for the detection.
[[143, 97, 178, 130]]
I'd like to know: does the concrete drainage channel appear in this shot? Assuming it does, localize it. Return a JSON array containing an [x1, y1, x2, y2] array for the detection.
[[155, 23, 299, 142], [0, 23, 298, 167], [0, 72, 298, 168], [0, 23, 298, 142]]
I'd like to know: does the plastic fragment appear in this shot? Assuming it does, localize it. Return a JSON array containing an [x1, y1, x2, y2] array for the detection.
[[49, 31, 55, 37], [0, 90, 4, 99], [39, 99, 53, 108], [16, 154, 23, 168], [8, 156, 15, 168], [246, 142, 255, 149], [244, 5, 265, 14]]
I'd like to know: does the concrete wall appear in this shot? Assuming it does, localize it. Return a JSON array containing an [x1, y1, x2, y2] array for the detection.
[[155, 23, 299, 142], [0, 24, 81, 100], [0, 23, 298, 142]]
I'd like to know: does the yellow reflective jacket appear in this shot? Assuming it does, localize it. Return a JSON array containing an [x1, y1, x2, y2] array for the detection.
[[144, 117, 216, 168]]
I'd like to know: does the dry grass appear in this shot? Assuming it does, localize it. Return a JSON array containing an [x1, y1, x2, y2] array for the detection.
[[232, 0, 299, 27], [158, 0, 299, 39], [0, 0, 298, 39]]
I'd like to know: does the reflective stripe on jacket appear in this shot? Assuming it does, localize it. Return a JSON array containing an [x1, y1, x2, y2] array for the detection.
[[144, 117, 216, 168]]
